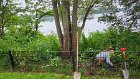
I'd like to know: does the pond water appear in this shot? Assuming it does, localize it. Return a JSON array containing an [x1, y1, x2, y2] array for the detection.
[[39, 14, 109, 37]]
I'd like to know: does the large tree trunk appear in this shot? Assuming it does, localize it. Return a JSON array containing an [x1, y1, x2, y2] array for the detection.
[[52, 0, 78, 72], [61, 0, 71, 59], [52, 0, 71, 59]]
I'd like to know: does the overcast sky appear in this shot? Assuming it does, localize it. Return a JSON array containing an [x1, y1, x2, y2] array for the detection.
[[39, 14, 109, 37]]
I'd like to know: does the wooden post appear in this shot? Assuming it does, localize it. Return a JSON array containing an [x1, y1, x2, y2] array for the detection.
[[72, 0, 78, 72], [71, 33, 79, 72]]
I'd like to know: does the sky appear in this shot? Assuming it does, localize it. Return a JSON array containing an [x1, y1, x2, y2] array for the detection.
[[39, 14, 109, 37]]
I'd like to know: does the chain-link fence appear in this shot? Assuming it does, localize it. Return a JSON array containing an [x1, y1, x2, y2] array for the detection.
[[78, 51, 140, 79], [0, 51, 73, 74], [0, 50, 139, 78]]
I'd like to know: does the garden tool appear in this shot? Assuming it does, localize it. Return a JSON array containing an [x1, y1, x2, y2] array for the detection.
[[120, 48, 129, 79]]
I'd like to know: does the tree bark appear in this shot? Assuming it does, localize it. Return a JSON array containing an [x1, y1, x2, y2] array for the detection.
[[53, 0, 72, 59], [52, 0, 78, 60], [61, 0, 71, 58], [52, 0, 63, 50]]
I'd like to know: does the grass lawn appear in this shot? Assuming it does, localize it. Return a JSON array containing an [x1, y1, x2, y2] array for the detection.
[[0, 72, 122, 79]]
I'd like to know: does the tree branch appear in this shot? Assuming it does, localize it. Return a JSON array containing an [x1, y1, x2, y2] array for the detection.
[[80, 0, 96, 31]]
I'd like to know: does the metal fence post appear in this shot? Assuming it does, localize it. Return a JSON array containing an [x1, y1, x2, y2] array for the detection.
[[9, 50, 15, 71], [72, 50, 75, 72]]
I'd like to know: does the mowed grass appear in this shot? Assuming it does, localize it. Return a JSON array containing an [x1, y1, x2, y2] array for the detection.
[[0, 72, 121, 79], [0, 72, 72, 79]]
